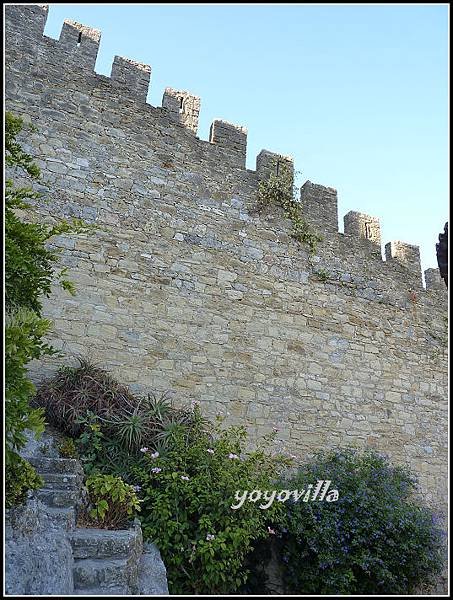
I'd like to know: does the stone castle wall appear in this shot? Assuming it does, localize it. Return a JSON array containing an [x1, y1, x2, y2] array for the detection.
[[6, 3, 448, 529]]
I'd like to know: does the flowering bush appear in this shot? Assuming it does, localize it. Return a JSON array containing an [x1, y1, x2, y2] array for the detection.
[[277, 448, 444, 594], [135, 408, 291, 594]]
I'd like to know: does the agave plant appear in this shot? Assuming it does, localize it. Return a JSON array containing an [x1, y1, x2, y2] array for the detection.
[[153, 421, 188, 447], [145, 390, 174, 421], [150, 402, 213, 451], [99, 390, 191, 452], [100, 397, 160, 452]]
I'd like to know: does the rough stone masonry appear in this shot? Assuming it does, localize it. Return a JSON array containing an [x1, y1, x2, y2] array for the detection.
[[5, 3, 448, 583]]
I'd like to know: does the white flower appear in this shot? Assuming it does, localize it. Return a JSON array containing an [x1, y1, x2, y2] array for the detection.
[[206, 534, 215, 541], [267, 527, 276, 535], [207, 448, 215, 454], [151, 467, 162, 474], [140, 447, 149, 453], [228, 453, 239, 460], [181, 475, 190, 481], [150, 451, 159, 459]]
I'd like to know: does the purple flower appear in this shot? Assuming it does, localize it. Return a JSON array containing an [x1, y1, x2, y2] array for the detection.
[[151, 467, 162, 474], [150, 451, 159, 459], [140, 447, 149, 453], [228, 453, 239, 460], [207, 448, 215, 454], [133, 485, 141, 492], [206, 534, 215, 541]]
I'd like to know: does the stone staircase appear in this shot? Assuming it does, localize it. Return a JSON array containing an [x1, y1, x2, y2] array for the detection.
[[70, 524, 144, 595], [28, 456, 84, 529], [6, 429, 169, 595]]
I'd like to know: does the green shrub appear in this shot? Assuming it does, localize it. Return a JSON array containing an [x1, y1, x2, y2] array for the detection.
[[57, 436, 78, 459], [5, 112, 49, 474], [237, 537, 279, 594], [5, 308, 51, 467], [137, 410, 291, 594], [278, 448, 444, 594], [74, 411, 109, 475], [6, 455, 43, 509], [83, 474, 142, 529]]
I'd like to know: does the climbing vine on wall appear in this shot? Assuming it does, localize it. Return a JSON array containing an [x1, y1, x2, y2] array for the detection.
[[256, 161, 323, 256]]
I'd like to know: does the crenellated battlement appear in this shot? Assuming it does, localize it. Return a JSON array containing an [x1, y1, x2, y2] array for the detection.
[[5, 4, 445, 297], [58, 20, 101, 70], [256, 150, 294, 183], [6, 3, 49, 40], [300, 180, 339, 235], [209, 120, 248, 167], [385, 241, 422, 282], [162, 88, 201, 134], [424, 267, 446, 291], [6, 5, 250, 164], [344, 211, 381, 248], [111, 56, 151, 101]]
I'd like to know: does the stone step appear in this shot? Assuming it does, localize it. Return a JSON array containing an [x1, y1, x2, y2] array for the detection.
[[43, 506, 76, 530], [28, 456, 84, 477], [35, 488, 80, 509], [40, 472, 80, 490], [19, 426, 62, 460], [73, 558, 131, 590], [138, 542, 169, 594], [73, 585, 129, 595], [70, 528, 139, 560]]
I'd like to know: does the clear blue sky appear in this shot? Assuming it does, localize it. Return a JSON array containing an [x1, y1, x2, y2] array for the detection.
[[44, 4, 448, 278]]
